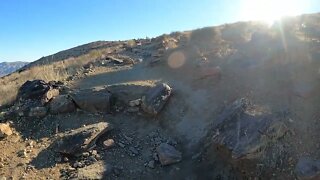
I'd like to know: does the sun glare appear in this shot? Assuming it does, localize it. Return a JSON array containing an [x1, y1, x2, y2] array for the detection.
[[240, 0, 304, 25]]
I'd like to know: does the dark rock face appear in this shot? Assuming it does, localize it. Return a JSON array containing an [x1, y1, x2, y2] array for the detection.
[[54, 122, 113, 155], [141, 83, 172, 115], [203, 98, 288, 160], [17, 80, 59, 104], [18, 80, 51, 100], [295, 157, 320, 180], [71, 89, 115, 113], [156, 143, 182, 166], [49, 95, 76, 114]]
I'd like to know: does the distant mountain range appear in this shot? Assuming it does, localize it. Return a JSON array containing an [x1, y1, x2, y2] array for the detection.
[[0, 61, 29, 77]]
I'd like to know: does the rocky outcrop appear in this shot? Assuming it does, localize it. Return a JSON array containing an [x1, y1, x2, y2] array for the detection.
[[17, 80, 59, 104], [54, 122, 113, 155], [49, 95, 76, 114], [141, 83, 172, 115], [71, 89, 115, 113], [202, 98, 288, 160]]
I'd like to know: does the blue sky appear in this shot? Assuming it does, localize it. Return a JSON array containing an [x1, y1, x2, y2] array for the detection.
[[0, 0, 319, 62]]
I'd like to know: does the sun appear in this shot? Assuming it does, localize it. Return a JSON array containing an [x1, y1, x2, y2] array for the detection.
[[240, 0, 303, 25]]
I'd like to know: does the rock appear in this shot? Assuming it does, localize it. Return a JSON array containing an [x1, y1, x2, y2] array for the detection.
[[54, 122, 113, 155], [91, 150, 98, 156], [49, 95, 76, 114], [129, 147, 139, 155], [82, 152, 90, 157], [18, 149, 27, 158], [17, 80, 59, 103], [203, 98, 288, 160], [127, 107, 139, 113], [147, 160, 155, 169], [17, 80, 51, 100], [128, 99, 141, 107], [153, 153, 159, 161], [77, 162, 112, 179], [71, 89, 116, 113], [156, 143, 182, 166], [88, 156, 98, 163], [0, 123, 13, 138], [73, 161, 83, 168], [295, 157, 320, 179], [141, 83, 172, 115], [103, 139, 115, 149], [118, 142, 125, 148], [28, 107, 47, 117]]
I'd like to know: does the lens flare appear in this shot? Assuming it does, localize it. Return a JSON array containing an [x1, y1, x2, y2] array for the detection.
[[168, 51, 186, 69]]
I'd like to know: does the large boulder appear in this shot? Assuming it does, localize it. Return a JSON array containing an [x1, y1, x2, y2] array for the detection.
[[54, 122, 113, 155], [203, 98, 288, 160], [70, 89, 115, 113], [141, 83, 172, 115], [49, 95, 76, 114], [17, 80, 59, 104]]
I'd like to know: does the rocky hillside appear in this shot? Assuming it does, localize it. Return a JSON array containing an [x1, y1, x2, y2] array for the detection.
[[0, 13, 320, 179], [0, 61, 29, 77]]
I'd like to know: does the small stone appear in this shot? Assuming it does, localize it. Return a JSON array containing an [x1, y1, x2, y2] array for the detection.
[[27, 141, 34, 148], [88, 156, 98, 163], [147, 160, 155, 169], [82, 152, 90, 157], [156, 143, 182, 166], [118, 143, 125, 148], [91, 150, 98, 156], [129, 147, 139, 155], [73, 161, 83, 168], [153, 153, 159, 161], [0, 163, 4, 168], [0, 123, 13, 138], [127, 107, 139, 113], [103, 139, 115, 149], [63, 157, 69, 162], [123, 134, 133, 142], [95, 154, 101, 160], [18, 149, 27, 158], [128, 99, 141, 107]]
